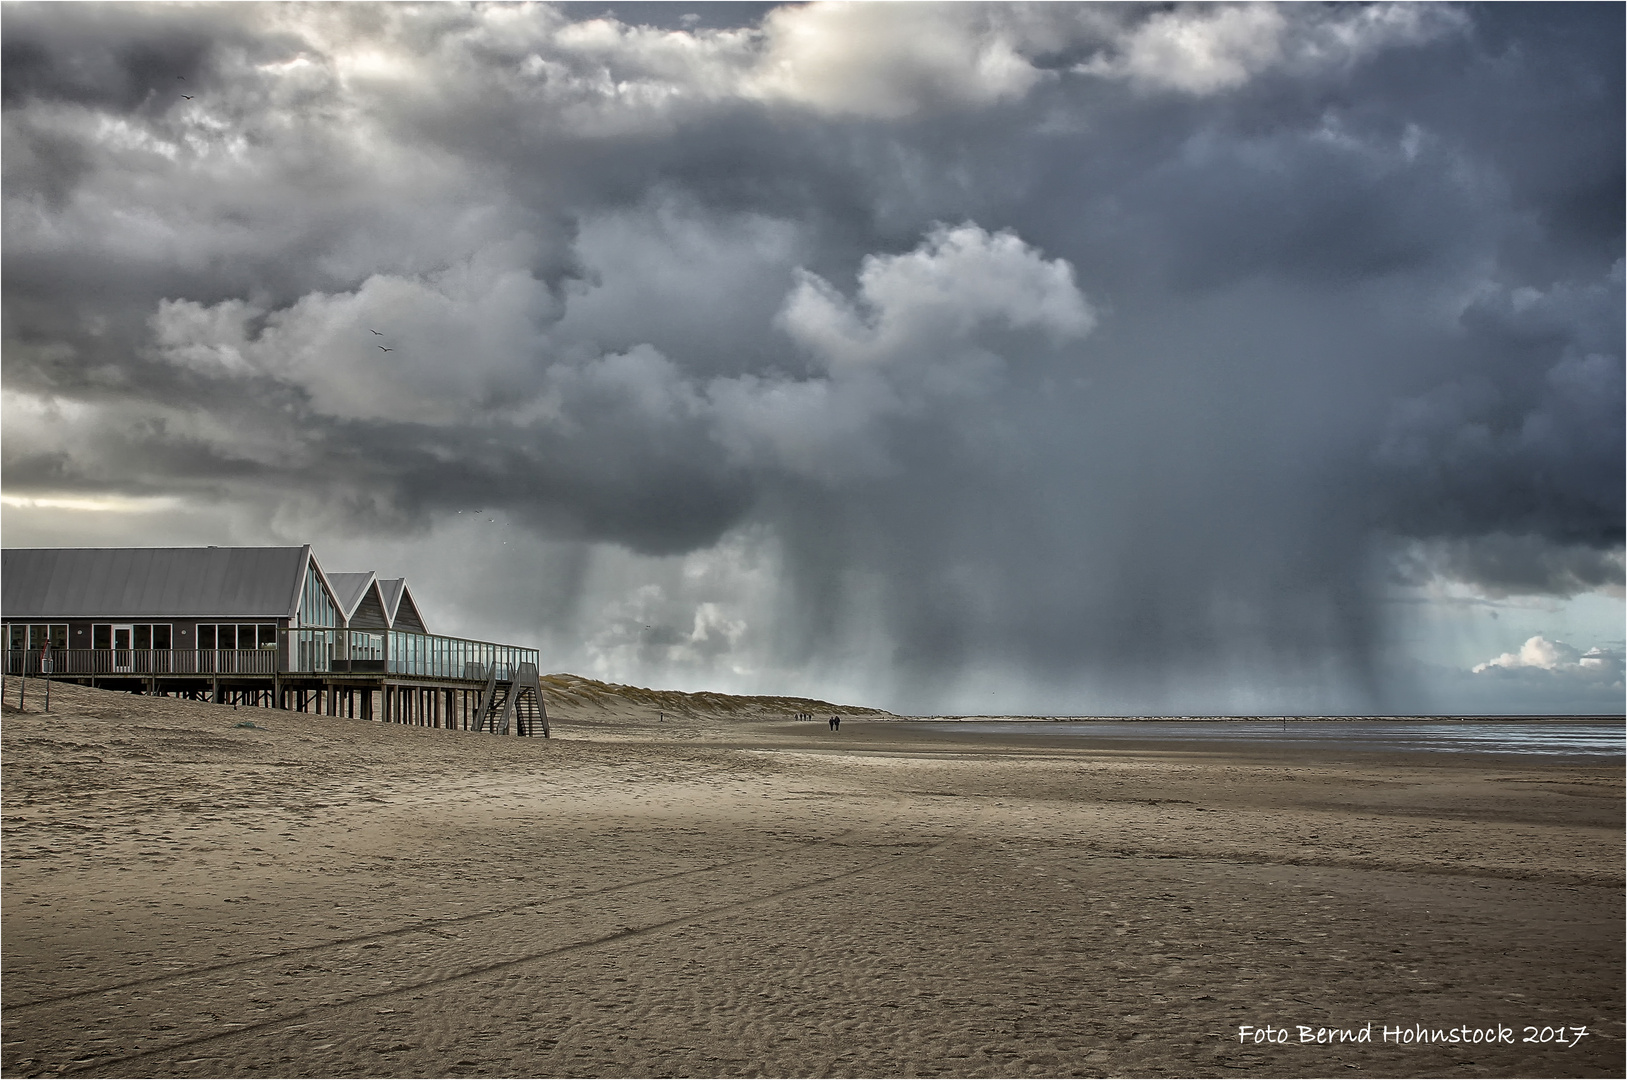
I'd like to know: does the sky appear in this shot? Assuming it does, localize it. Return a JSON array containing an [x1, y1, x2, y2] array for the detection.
[[2, 1, 1622, 716]]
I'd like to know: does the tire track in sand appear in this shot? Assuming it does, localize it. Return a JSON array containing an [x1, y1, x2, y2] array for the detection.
[[48, 836, 951, 1078], [4, 827, 859, 1014]]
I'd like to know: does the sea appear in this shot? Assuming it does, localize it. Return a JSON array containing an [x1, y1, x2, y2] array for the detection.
[[903, 719, 1626, 758]]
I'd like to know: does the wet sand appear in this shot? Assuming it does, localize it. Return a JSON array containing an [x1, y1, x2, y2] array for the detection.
[[2, 678, 1622, 1078]]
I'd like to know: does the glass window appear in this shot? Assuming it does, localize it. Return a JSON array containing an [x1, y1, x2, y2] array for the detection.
[[291, 628, 332, 672], [299, 564, 337, 628], [194, 623, 276, 650], [93, 624, 112, 649], [349, 632, 382, 660], [134, 625, 151, 650], [30, 625, 69, 650], [153, 625, 172, 650], [7, 625, 24, 651]]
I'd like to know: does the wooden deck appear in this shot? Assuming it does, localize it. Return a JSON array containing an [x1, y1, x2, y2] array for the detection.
[[4, 650, 547, 735]]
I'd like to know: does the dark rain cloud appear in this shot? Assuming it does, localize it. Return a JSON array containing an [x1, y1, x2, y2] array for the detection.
[[2, 2, 1621, 711]]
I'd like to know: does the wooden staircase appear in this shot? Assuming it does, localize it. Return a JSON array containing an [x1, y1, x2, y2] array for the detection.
[[473, 662, 550, 737]]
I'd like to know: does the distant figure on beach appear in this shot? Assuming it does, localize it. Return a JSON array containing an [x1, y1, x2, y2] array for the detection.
[[829, 714, 840, 731]]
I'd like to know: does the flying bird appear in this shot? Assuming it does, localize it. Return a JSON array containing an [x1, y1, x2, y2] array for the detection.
[[377, 345, 393, 352], [181, 95, 193, 100], [369, 329, 383, 335]]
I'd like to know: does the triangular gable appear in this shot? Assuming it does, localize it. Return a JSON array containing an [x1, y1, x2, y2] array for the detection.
[[294, 552, 344, 628], [377, 578, 405, 624], [351, 579, 391, 630], [393, 586, 428, 633], [339, 575, 391, 630], [324, 572, 376, 623], [377, 577, 429, 634]]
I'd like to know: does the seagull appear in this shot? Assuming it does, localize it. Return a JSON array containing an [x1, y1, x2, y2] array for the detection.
[[369, 329, 383, 335], [181, 95, 194, 100], [377, 345, 393, 352]]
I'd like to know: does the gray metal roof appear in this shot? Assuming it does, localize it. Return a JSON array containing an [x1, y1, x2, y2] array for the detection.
[[2, 547, 308, 620], [324, 572, 375, 619], [377, 577, 405, 618], [377, 577, 428, 634]]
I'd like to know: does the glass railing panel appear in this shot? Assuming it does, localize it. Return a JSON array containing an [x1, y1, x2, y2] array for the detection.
[[378, 633, 537, 681]]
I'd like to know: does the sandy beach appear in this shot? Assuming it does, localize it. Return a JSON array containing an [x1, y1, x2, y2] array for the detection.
[[2, 677, 1621, 1078]]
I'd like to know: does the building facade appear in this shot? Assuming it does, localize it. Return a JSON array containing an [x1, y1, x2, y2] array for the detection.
[[2, 546, 546, 734]]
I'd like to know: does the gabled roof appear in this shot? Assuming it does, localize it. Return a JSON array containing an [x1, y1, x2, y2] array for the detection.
[[324, 572, 376, 621], [377, 577, 405, 619], [324, 571, 395, 629], [2, 546, 309, 620], [377, 577, 428, 634]]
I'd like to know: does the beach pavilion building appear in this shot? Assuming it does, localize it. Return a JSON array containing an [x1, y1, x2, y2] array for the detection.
[[2, 545, 547, 735]]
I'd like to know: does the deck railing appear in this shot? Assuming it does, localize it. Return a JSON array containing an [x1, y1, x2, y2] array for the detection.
[[386, 630, 538, 682], [5, 649, 278, 677], [5, 639, 541, 682]]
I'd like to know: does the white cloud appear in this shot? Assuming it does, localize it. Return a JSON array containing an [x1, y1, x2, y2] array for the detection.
[[748, 2, 1048, 118], [1475, 635, 1577, 673], [241, 2, 1458, 132], [575, 532, 776, 685], [713, 223, 1095, 483], [150, 297, 261, 375], [148, 242, 560, 424], [1079, 2, 1466, 95], [1473, 635, 1624, 688], [138, 220, 1094, 519], [778, 222, 1094, 368], [1082, 3, 1289, 94]]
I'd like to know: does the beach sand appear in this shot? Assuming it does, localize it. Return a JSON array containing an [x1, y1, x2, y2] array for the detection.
[[2, 677, 1621, 1078]]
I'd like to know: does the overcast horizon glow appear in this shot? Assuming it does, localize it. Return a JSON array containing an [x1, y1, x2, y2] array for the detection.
[[3, 2, 1622, 715]]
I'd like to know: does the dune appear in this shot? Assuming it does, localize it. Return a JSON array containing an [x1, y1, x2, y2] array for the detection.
[[2, 677, 1621, 1078], [537, 672, 898, 726]]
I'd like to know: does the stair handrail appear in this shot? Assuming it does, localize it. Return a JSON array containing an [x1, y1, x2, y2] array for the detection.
[[500, 662, 549, 738], [474, 662, 499, 733]]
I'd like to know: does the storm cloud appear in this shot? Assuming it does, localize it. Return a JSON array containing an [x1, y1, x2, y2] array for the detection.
[[3, 2, 1621, 713]]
